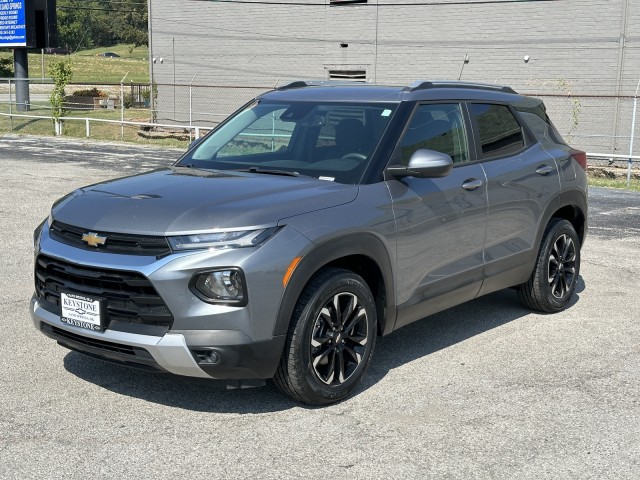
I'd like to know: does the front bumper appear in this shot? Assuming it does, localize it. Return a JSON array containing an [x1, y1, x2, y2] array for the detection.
[[31, 221, 311, 381], [32, 296, 286, 380]]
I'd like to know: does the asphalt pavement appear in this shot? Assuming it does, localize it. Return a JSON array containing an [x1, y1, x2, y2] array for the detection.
[[1, 134, 639, 479]]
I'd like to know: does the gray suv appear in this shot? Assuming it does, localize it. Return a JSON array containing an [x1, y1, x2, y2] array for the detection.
[[32, 80, 587, 405]]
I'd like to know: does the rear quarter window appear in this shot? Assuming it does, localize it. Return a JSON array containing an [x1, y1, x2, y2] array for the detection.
[[516, 110, 567, 149], [469, 103, 525, 159]]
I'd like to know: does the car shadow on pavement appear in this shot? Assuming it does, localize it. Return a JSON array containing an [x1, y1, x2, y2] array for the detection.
[[358, 278, 585, 394], [63, 277, 585, 413]]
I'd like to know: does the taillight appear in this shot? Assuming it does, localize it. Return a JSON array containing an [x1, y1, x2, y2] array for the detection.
[[570, 150, 587, 170]]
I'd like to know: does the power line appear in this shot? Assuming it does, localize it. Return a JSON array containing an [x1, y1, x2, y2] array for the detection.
[[59, 6, 143, 13], [191, 0, 562, 6], [68, 0, 147, 5], [58, 8, 138, 13], [61, 0, 147, 13]]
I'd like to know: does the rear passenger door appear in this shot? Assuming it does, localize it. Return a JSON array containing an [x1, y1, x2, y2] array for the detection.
[[468, 103, 560, 296], [388, 103, 488, 328]]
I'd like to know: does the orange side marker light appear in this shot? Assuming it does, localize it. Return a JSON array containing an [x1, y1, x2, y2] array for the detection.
[[283, 256, 302, 288]]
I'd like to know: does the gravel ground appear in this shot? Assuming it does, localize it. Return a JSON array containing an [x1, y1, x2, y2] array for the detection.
[[1, 135, 639, 479]]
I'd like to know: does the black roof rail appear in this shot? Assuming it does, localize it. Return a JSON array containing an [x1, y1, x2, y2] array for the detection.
[[403, 80, 518, 95], [276, 80, 367, 91]]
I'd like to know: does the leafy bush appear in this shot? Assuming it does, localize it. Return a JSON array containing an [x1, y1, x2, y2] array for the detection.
[[0, 57, 12, 77], [72, 87, 107, 98], [123, 92, 135, 109]]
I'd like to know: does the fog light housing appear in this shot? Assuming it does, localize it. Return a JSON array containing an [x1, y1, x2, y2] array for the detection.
[[192, 349, 223, 365], [192, 269, 247, 306]]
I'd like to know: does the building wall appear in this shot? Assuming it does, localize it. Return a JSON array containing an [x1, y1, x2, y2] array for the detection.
[[150, 0, 638, 153]]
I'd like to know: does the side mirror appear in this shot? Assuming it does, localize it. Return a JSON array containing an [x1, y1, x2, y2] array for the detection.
[[387, 149, 453, 178]]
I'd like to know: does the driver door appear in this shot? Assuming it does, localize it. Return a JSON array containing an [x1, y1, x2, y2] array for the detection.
[[388, 103, 488, 328]]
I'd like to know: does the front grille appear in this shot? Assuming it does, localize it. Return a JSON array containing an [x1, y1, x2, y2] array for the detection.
[[49, 221, 171, 257], [35, 255, 173, 332]]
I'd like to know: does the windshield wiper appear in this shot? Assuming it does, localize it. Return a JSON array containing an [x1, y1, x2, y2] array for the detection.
[[237, 167, 302, 177]]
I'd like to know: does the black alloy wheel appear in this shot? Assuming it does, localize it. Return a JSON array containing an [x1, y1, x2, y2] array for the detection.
[[518, 218, 581, 312], [310, 292, 369, 386], [547, 232, 577, 299], [274, 267, 377, 405]]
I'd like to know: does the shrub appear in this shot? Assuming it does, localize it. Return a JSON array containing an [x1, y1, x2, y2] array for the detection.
[[0, 57, 12, 77], [72, 87, 107, 98], [123, 92, 135, 109]]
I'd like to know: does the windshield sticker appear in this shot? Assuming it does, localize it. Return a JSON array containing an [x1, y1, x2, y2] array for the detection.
[[381, 109, 392, 117]]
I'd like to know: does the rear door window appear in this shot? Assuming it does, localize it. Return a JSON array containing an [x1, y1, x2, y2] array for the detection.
[[469, 104, 525, 160]]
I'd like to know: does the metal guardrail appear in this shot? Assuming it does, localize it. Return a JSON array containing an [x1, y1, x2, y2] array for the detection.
[[0, 111, 207, 140], [588, 153, 639, 187]]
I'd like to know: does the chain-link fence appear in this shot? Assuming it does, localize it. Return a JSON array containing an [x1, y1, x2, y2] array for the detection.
[[1, 78, 639, 186], [0, 78, 168, 144], [525, 93, 640, 187]]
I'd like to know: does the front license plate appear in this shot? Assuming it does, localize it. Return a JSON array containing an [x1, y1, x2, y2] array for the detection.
[[60, 292, 104, 332]]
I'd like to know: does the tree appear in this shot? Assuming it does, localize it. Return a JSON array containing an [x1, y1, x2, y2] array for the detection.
[[109, 0, 149, 47], [0, 57, 12, 77], [48, 58, 73, 135], [57, 0, 111, 52], [56, 0, 148, 52]]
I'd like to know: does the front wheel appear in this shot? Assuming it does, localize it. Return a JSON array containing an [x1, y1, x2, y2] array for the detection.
[[518, 218, 581, 312], [274, 268, 377, 405]]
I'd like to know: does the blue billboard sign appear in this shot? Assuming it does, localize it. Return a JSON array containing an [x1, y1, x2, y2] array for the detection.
[[0, 0, 27, 47]]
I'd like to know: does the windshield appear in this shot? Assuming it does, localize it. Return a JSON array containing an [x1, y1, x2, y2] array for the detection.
[[179, 100, 398, 184]]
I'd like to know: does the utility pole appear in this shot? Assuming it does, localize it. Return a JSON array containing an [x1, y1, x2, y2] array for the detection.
[[13, 48, 30, 112]]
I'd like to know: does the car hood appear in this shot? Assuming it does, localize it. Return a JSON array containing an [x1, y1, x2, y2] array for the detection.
[[52, 168, 358, 235]]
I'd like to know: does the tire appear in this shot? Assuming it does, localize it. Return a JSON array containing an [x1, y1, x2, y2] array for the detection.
[[274, 267, 377, 405], [518, 218, 581, 313]]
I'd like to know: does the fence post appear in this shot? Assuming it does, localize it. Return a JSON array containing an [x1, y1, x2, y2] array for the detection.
[[120, 72, 128, 141], [86, 118, 90, 138], [628, 80, 640, 188], [8, 79, 13, 132], [189, 74, 197, 142]]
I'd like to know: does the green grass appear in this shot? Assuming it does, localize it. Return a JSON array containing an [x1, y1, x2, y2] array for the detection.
[[74, 44, 149, 60], [0, 44, 188, 147], [588, 176, 640, 192], [0, 44, 149, 83], [0, 105, 188, 149]]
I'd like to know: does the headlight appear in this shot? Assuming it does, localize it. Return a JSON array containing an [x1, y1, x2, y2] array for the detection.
[[192, 269, 247, 305], [168, 227, 278, 251]]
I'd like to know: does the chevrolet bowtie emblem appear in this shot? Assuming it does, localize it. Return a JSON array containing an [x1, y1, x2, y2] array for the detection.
[[81, 232, 107, 247]]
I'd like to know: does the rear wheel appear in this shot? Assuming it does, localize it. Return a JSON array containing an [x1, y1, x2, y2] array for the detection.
[[274, 267, 377, 405], [518, 218, 581, 312]]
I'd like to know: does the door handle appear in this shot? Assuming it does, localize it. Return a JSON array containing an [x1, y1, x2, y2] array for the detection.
[[462, 179, 483, 191], [536, 165, 554, 176]]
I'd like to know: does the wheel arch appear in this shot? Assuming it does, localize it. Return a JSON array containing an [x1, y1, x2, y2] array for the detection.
[[545, 188, 588, 246], [272, 233, 396, 338], [515, 189, 587, 287]]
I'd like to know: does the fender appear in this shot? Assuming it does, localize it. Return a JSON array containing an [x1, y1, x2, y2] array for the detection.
[[524, 187, 587, 277], [557, 187, 588, 242], [536, 187, 587, 249], [272, 233, 397, 337]]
